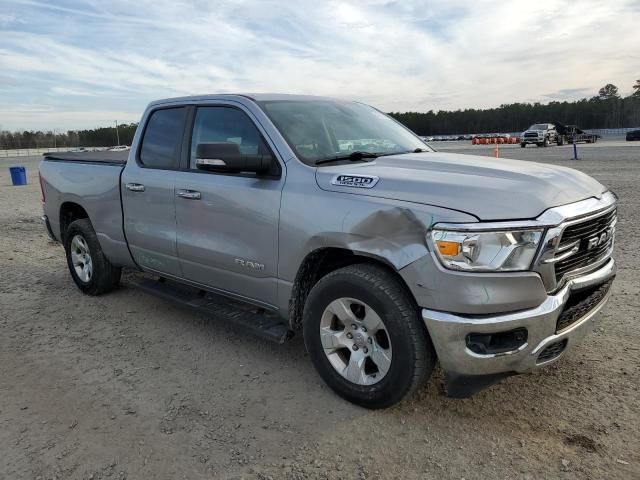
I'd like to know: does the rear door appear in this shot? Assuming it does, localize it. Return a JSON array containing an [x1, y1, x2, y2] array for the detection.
[[121, 106, 187, 276], [173, 104, 285, 307]]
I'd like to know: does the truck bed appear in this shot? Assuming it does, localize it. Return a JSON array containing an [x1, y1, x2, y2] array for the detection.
[[39, 152, 132, 268], [43, 150, 129, 165]]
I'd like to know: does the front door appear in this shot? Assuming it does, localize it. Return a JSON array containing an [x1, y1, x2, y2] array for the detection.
[[174, 105, 284, 307], [121, 106, 187, 277]]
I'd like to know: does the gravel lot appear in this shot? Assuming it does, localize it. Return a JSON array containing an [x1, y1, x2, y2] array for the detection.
[[1, 141, 639, 480]]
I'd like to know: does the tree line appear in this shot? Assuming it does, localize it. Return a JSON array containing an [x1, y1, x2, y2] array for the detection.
[[1, 82, 639, 150], [0, 123, 138, 150], [390, 82, 640, 135]]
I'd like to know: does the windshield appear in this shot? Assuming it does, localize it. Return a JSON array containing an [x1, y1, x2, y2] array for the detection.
[[258, 100, 430, 165], [529, 124, 549, 130]]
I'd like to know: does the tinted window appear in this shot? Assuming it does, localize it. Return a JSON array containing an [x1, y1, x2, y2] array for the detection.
[[189, 107, 271, 169], [530, 124, 550, 130], [139, 107, 186, 169]]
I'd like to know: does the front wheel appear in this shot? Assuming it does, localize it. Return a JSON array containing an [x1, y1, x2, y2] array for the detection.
[[520, 143, 526, 148], [64, 218, 121, 295], [303, 264, 435, 408]]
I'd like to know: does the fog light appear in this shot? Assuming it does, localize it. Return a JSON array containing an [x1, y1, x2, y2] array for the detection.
[[466, 328, 528, 355]]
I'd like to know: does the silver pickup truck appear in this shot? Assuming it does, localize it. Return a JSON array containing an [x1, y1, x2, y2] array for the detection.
[[39, 94, 617, 408]]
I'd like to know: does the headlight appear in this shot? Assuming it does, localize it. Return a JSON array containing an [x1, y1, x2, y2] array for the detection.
[[430, 227, 543, 272]]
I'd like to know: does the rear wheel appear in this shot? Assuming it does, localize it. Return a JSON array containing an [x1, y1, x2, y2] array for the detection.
[[520, 143, 526, 148], [64, 219, 121, 295], [303, 264, 435, 408]]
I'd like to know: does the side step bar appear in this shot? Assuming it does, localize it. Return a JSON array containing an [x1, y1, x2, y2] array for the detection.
[[135, 277, 293, 344]]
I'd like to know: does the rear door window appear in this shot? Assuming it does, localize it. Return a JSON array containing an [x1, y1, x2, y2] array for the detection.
[[139, 107, 187, 169]]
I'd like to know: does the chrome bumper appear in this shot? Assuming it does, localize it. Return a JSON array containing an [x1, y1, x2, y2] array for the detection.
[[422, 259, 616, 378]]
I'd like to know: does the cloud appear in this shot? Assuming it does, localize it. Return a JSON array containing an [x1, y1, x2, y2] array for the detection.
[[543, 88, 594, 101], [0, 0, 639, 130], [50, 86, 102, 97], [0, 104, 139, 131]]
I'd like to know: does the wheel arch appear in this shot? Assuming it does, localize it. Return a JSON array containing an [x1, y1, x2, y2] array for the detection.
[[288, 247, 418, 331], [59, 201, 90, 243]]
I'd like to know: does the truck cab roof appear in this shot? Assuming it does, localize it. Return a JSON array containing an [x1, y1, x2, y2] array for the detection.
[[148, 93, 344, 108]]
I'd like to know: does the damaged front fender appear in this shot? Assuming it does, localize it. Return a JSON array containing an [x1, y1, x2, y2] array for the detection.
[[276, 187, 479, 318], [301, 202, 475, 271]]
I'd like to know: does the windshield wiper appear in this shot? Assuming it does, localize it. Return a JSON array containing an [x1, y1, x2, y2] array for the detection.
[[315, 151, 380, 165], [376, 147, 428, 157]]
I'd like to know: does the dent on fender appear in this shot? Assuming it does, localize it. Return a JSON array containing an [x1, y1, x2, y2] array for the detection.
[[339, 206, 434, 270]]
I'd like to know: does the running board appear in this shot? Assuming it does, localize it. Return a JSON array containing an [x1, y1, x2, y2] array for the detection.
[[135, 277, 293, 344]]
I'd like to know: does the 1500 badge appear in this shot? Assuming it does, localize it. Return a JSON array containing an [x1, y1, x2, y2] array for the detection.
[[330, 174, 379, 189]]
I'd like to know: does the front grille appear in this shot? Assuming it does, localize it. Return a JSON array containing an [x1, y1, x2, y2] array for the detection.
[[554, 208, 616, 281], [524, 132, 540, 138], [537, 339, 567, 364], [555, 279, 613, 332]]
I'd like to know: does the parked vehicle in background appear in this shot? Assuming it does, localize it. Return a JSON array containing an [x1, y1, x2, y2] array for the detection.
[[39, 94, 617, 408], [555, 123, 599, 144], [626, 129, 640, 141], [108, 145, 130, 151], [521, 123, 559, 147]]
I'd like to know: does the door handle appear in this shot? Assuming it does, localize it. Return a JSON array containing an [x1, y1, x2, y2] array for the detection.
[[177, 189, 201, 200], [125, 183, 145, 192]]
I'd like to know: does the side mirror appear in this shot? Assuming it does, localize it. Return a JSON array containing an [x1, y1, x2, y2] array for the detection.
[[195, 142, 273, 174]]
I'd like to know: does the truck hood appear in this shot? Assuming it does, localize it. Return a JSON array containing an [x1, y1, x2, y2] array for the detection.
[[315, 152, 607, 220]]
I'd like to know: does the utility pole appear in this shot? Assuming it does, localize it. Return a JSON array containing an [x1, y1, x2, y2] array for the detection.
[[115, 120, 120, 146]]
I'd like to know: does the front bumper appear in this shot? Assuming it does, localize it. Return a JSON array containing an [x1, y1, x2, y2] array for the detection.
[[422, 258, 616, 396]]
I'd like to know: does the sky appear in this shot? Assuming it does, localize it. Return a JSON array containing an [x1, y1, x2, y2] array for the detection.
[[1, 0, 639, 131]]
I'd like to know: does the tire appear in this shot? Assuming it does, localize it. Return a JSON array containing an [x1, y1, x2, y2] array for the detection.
[[64, 218, 121, 295], [557, 136, 564, 146], [543, 137, 549, 147], [520, 143, 526, 148], [303, 263, 435, 408]]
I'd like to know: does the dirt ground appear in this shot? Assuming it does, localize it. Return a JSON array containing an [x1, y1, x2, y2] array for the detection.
[[1, 141, 639, 480]]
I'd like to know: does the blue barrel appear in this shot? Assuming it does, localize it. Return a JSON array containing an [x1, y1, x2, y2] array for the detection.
[[9, 166, 27, 186]]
